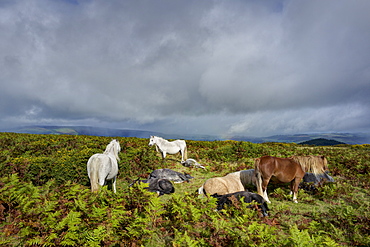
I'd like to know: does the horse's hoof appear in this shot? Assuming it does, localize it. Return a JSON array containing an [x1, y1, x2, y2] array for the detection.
[[293, 200, 298, 203]]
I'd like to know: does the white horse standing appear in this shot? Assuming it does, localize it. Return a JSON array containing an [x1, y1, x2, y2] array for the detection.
[[87, 139, 121, 193], [149, 136, 187, 162]]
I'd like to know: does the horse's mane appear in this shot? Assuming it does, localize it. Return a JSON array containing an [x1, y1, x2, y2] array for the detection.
[[153, 136, 169, 144], [291, 155, 327, 174], [104, 139, 120, 161]]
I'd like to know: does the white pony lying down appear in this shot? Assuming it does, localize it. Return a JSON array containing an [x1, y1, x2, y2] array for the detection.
[[181, 158, 206, 169]]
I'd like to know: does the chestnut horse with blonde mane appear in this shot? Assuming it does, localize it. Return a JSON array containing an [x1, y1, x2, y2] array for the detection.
[[255, 155, 327, 203], [254, 156, 305, 203]]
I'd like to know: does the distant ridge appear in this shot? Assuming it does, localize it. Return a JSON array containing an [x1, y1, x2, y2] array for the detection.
[[1, 125, 369, 144], [298, 138, 346, 146], [229, 133, 370, 145], [3, 125, 163, 139]]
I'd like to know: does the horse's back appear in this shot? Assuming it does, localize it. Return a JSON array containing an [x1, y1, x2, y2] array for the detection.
[[87, 153, 117, 180], [172, 139, 187, 151], [161, 140, 184, 153], [203, 177, 226, 195], [204, 176, 244, 195], [173, 139, 186, 146], [224, 172, 248, 190]]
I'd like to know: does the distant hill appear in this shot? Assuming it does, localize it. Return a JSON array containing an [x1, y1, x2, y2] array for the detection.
[[2, 126, 162, 139], [229, 133, 370, 145], [298, 138, 346, 146], [1, 125, 370, 144], [1, 125, 222, 141]]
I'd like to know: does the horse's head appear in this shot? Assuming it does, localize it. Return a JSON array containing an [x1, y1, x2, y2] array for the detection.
[[104, 140, 121, 159], [113, 139, 121, 153], [149, 136, 156, 146], [184, 173, 194, 181]]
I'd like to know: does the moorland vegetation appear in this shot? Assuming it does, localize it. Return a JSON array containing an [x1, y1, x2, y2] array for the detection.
[[0, 132, 369, 246]]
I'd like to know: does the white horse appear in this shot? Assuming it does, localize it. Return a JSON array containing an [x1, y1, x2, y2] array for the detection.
[[148, 136, 187, 162], [87, 139, 121, 193]]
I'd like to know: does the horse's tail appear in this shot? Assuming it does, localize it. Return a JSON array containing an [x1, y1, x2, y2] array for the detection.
[[254, 158, 264, 197], [87, 156, 100, 192]]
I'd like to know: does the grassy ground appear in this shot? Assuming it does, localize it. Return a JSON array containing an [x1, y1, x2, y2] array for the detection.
[[1, 133, 369, 246], [120, 153, 370, 245]]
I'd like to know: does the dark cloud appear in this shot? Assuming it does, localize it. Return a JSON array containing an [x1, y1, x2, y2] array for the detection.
[[0, 0, 369, 136]]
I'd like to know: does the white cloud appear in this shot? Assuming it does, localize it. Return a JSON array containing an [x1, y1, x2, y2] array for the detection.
[[0, 0, 369, 136]]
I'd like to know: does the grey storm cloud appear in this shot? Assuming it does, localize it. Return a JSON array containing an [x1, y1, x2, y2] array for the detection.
[[1, 0, 370, 136]]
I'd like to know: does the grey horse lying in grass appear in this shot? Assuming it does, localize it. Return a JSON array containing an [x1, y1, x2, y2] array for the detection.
[[130, 178, 175, 196], [299, 171, 335, 193], [302, 171, 335, 185], [148, 168, 194, 183], [198, 169, 256, 196], [211, 191, 269, 217]]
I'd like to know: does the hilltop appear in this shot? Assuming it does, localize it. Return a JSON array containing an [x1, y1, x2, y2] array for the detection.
[[298, 138, 346, 146]]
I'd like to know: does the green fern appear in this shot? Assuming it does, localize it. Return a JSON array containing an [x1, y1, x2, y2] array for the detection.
[[173, 229, 201, 247], [288, 224, 318, 247], [85, 225, 107, 247]]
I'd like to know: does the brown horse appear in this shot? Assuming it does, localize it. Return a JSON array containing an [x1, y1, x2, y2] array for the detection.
[[255, 156, 306, 203]]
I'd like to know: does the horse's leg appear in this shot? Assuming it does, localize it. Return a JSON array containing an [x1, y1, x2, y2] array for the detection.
[[291, 178, 300, 203], [161, 151, 166, 159], [255, 167, 264, 196], [261, 178, 271, 203], [180, 149, 184, 162], [263, 189, 270, 204], [112, 176, 117, 193], [182, 146, 188, 161]]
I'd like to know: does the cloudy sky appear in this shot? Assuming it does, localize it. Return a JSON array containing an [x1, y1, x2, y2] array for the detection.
[[1, 0, 369, 137]]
